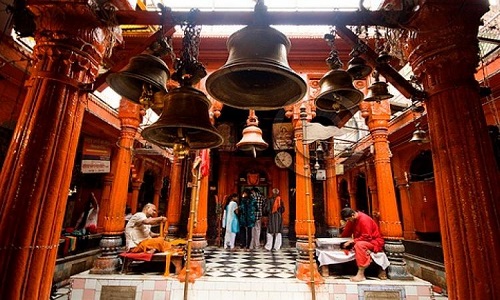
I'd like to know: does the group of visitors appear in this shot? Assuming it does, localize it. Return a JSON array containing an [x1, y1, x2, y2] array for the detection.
[[222, 187, 285, 252], [114, 188, 384, 282]]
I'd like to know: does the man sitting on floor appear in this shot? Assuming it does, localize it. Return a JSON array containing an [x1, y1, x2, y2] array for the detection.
[[340, 207, 385, 282], [125, 203, 168, 253]]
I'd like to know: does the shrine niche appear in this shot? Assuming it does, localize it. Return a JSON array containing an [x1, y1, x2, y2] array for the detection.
[[239, 170, 268, 195]]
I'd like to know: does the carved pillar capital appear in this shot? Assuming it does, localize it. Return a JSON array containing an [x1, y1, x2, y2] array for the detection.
[[28, 2, 121, 87], [406, 1, 488, 96]]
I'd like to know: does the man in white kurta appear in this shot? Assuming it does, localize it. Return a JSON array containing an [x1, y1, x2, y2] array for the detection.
[[125, 203, 166, 251]]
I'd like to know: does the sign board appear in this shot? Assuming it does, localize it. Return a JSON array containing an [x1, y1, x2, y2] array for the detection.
[[316, 169, 326, 180], [81, 137, 111, 174], [100, 286, 136, 300], [335, 164, 344, 175], [273, 123, 294, 150]]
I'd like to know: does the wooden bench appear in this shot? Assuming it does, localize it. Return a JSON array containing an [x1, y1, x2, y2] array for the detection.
[[121, 251, 184, 275]]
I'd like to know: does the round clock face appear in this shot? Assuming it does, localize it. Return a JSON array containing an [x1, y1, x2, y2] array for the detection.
[[275, 151, 293, 168]]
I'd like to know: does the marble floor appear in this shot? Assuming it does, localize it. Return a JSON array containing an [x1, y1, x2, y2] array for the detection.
[[57, 246, 448, 300], [204, 246, 297, 279]]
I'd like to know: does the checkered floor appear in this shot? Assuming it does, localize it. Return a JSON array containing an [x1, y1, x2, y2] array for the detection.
[[204, 246, 297, 279]]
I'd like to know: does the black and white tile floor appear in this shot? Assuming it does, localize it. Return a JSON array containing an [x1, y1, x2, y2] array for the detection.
[[204, 246, 297, 279]]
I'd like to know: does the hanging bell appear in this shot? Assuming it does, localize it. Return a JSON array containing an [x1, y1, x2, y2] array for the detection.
[[364, 81, 394, 102], [141, 86, 223, 151], [205, 25, 307, 110], [315, 68, 364, 112], [346, 56, 372, 80], [376, 50, 392, 64], [236, 110, 268, 157], [106, 54, 170, 104], [409, 128, 430, 144], [339, 147, 354, 158]]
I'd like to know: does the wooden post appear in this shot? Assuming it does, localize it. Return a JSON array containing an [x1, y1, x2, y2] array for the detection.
[[167, 156, 184, 236]]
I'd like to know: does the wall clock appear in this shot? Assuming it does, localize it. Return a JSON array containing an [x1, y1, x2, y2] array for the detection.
[[275, 151, 293, 168]]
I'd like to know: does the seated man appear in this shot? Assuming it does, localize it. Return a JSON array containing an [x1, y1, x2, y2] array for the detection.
[[125, 203, 168, 253], [340, 207, 385, 282]]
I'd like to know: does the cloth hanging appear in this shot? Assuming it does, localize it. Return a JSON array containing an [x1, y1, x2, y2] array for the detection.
[[272, 196, 281, 213]]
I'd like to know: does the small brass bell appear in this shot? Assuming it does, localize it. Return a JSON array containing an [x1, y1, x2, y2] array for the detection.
[[409, 128, 430, 144], [339, 147, 354, 158], [376, 50, 392, 64], [315, 68, 364, 112], [236, 110, 268, 158], [106, 54, 170, 104], [364, 81, 393, 102], [347, 56, 372, 80]]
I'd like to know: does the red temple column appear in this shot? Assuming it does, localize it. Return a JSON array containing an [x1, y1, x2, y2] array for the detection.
[[324, 150, 341, 236], [365, 101, 412, 280], [153, 175, 163, 209], [406, 2, 500, 298], [91, 99, 143, 274], [97, 174, 115, 233], [130, 179, 143, 213], [167, 156, 184, 236], [0, 2, 118, 298], [347, 172, 357, 210]]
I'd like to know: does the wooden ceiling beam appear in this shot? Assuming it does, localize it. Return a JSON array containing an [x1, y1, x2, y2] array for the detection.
[[336, 25, 425, 100], [115, 10, 409, 27]]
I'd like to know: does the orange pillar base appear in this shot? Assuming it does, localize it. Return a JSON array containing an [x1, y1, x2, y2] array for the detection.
[[296, 262, 324, 285], [178, 260, 205, 283]]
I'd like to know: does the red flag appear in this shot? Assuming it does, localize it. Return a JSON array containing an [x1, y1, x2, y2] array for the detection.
[[200, 149, 210, 177]]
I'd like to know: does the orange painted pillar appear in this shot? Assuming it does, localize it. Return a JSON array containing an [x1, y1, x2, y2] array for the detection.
[[365, 161, 379, 220], [347, 172, 357, 210], [365, 101, 411, 280], [0, 3, 117, 298], [130, 180, 143, 213], [324, 153, 341, 236], [91, 99, 143, 274], [293, 105, 322, 283], [167, 156, 184, 236], [153, 175, 163, 209], [395, 178, 417, 240], [97, 174, 115, 233], [407, 2, 500, 298]]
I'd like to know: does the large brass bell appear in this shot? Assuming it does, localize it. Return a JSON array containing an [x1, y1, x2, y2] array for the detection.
[[236, 110, 268, 157], [315, 68, 364, 112], [346, 56, 372, 80], [141, 86, 223, 151], [205, 25, 307, 110], [364, 81, 393, 102], [106, 54, 170, 103]]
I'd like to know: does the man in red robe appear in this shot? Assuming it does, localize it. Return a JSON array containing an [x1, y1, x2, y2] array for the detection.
[[340, 207, 384, 281]]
